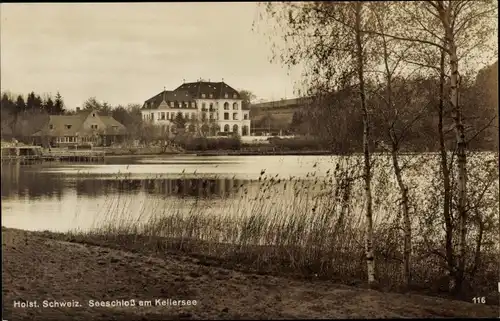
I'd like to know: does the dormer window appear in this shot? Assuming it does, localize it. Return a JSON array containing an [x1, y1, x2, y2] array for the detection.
[[224, 93, 228, 98], [92, 113, 96, 117], [201, 93, 206, 98], [233, 94, 238, 98], [209, 93, 213, 98]]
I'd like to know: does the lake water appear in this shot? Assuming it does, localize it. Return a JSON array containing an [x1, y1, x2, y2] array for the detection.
[[2, 153, 497, 240], [1, 155, 342, 232]]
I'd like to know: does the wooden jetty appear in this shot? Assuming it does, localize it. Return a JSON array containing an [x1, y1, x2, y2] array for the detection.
[[1, 146, 105, 163]]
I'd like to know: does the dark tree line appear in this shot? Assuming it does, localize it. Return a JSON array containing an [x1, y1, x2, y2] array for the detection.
[[1, 91, 66, 138], [1, 91, 65, 116]]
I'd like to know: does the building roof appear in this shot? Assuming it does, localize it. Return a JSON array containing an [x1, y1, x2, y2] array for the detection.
[[142, 80, 242, 110], [142, 90, 197, 110], [175, 81, 240, 100]]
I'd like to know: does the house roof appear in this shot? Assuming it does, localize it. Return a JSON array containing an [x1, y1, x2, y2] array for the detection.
[[46, 115, 86, 136], [99, 116, 127, 134], [142, 80, 242, 110]]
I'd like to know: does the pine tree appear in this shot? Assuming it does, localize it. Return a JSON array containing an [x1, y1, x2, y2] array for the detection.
[[174, 112, 187, 129], [44, 97, 55, 115], [54, 92, 65, 114], [34, 94, 44, 111], [15, 95, 26, 112], [1, 93, 16, 114], [26, 92, 36, 111]]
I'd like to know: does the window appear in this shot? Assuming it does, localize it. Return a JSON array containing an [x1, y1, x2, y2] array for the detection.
[[191, 102, 195, 108], [233, 113, 238, 120], [161, 112, 165, 120], [201, 93, 206, 98], [209, 103, 214, 111], [150, 113, 154, 120], [224, 124, 230, 132], [202, 112, 207, 121], [244, 113, 248, 120], [65, 124, 72, 129], [49, 124, 54, 130], [202, 102, 206, 111], [233, 94, 238, 98], [233, 124, 238, 133], [224, 93, 228, 98], [209, 113, 214, 120], [224, 112, 229, 120], [92, 113, 96, 117], [209, 93, 213, 98], [233, 102, 238, 110], [224, 102, 229, 110]]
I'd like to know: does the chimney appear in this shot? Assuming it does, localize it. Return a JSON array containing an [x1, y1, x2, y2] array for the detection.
[[76, 107, 81, 112]]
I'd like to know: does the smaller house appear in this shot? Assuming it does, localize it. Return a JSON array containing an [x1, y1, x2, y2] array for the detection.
[[32, 109, 127, 147]]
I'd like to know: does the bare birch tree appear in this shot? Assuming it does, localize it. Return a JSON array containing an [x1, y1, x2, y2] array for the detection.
[[258, 1, 377, 285], [364, 0, 497, 295], [367, 2, 420, 287]]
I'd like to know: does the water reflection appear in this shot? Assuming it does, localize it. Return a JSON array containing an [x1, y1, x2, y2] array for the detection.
[[1, 156, 337, 232], [2, 163, 251, 199]]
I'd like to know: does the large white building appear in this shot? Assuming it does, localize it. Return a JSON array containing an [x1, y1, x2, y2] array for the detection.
[[141, 80, 251, 136]]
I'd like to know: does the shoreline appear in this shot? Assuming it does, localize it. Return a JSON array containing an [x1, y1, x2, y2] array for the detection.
[[2, 227, 498, 320]]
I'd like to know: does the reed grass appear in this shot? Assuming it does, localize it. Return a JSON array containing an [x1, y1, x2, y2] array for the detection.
[[65, 153, 498, 303]]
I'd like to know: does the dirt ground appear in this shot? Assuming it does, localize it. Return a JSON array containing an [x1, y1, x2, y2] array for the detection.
[[2, 228, 498, 320]]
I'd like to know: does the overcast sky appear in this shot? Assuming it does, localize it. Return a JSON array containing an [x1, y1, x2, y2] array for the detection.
[[1, 3, 302, 109]]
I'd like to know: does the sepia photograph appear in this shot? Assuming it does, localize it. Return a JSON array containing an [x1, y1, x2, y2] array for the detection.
[[1, 1, 499, 320]]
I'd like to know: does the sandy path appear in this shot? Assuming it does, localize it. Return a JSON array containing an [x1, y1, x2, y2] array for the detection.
[[2, 228, 497, 320]]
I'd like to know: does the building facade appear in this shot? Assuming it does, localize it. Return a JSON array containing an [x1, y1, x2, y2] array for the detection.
[[32, 109, 127, 147], [250, 97, 312, 135], [141, 81, 251, 136]]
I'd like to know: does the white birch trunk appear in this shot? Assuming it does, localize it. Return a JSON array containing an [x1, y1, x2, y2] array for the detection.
[[439, 1, 467, 293], [355, 2, 376, 285]]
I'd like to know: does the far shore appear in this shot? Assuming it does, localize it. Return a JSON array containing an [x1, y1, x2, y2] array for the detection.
[[2, 227, 497, 320]]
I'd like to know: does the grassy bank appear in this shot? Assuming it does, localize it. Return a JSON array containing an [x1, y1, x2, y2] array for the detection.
[[4, 228, 497, 320]]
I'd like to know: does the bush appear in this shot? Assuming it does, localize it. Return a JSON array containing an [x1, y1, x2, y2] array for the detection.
[[173, 136, 242, 151]]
